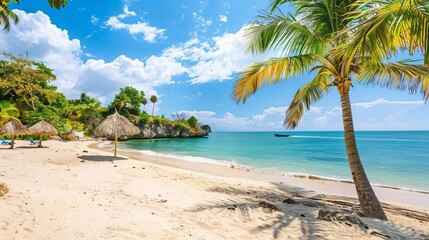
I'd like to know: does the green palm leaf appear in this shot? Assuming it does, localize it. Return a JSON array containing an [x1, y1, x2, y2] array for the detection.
[[358, 61, 429, 101], [244, 12, 325, 55], [285, 70, 332, 129]]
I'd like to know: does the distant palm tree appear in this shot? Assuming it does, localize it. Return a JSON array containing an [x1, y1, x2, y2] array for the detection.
[[234, 0, 429, 220], [142, 98, 148, 112], [0, 5, 19, 31], [150, 95, 157, 116], [113, 92, 131, 113], [0, 100, 19, 126]]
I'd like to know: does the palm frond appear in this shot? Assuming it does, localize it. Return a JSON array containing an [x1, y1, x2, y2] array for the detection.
[[357, 61, 429, 101], [0, 7, 19, 31], [342, 0, 429, 65], [233, 54, 325, 103], [285, 70, 332, 129], [244, 12, 325, 55]]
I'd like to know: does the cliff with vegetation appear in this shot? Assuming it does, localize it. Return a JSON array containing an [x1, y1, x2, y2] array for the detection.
[[125, 123, 208, 140]]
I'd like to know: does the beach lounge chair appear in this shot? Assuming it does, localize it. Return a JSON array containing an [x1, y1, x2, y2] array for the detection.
[[1, 138, 11, 145], [28, 139, 39, 145]]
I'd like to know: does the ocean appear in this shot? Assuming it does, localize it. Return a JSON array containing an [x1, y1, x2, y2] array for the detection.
[[122, 131, 429, 191]]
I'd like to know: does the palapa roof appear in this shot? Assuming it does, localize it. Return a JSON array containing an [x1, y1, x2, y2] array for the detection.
[[0, 120, 29, 136], [28, 120, 58, 135], [94, 112, 140, 137]]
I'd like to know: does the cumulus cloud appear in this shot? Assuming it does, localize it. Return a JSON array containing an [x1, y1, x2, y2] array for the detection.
[[252, 106, 288, 121], [105, 5, 166, 42], [162, 27, 256, 84]]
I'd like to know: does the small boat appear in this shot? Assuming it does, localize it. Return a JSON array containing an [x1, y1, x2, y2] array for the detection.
[[274, 134, 290, 137]]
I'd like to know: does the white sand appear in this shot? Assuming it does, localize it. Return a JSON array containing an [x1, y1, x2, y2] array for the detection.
[[1, 140, 428, 239]]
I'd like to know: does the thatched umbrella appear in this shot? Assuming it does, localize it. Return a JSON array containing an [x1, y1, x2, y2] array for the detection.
[[94, 112, 140, 157], [0, 120, 29, 149], [28, 120, 58, 148]]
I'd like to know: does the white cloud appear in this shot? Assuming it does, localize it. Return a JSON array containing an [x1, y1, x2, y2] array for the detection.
[[352, 98, 423, 108], [219, 15, 228, 22], [162, 26, 256, 84], [105, 5, 166, 43], [252, 106, 288, 121], [175, 110, 216, 119], [90, 15, 98, 25]]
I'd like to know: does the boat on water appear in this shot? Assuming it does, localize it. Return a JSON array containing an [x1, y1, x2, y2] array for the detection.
[[274, 134, 290, 137]]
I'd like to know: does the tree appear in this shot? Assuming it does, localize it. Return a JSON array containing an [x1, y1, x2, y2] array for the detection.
[[150, 95, 157, 116], [0, 100, 19, 126], [0, 54, 60, 112], [112, 92, 131, 113], [187, 116, 198, 130], [233, 0, 429, 220], [141, 97, 148, 112], [172, 112, 186, 122]]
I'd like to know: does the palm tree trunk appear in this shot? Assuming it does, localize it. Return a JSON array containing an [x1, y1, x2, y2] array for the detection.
[[38, 134, 43, 148], [340, 93, 387, 220], [10, 135, 15, 149], [151, 104, 155, 116]]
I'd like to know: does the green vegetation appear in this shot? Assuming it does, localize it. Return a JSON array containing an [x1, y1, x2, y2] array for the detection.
[[0, 53, 205, 138], [234, 0, 429, 220]]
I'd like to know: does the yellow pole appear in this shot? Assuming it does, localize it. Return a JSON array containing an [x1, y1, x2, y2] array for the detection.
[[114, 134, 118, 157]]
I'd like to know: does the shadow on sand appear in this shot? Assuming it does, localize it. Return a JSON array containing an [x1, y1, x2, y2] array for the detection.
[[191, 182, 429, 239], [78, 155, 127, 162]]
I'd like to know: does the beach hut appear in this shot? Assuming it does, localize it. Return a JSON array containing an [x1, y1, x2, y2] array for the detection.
[[0, 120, 29, 149], [94, 112, 140, 157], [28, 120, 58, 148]]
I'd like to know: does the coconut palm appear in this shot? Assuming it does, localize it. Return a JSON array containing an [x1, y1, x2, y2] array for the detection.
[[233, 0, 429, 220], [141, 97, 148, 112], [150, 95, 157, 116], [113, 92, 131, 113], [0, 5, 18, 31], [0, 100, 19, 126]]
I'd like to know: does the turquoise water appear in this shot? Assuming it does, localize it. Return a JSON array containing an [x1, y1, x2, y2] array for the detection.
[[123, 131, 429, 191]]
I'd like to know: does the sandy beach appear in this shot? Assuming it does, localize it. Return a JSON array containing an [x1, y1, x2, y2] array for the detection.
[[1, 140, 428, 239]]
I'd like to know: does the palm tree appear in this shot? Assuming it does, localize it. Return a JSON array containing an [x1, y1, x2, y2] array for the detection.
[[141, 98, 148, 112], [150, 95, 157, 116], [0, 100, 19, 126], [113, 92, 131, 113], [0, 5, 19, 31], [233, 0, 429, 220]]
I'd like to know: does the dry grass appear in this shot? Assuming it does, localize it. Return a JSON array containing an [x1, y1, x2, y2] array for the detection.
[[0, 183, 9, 196]]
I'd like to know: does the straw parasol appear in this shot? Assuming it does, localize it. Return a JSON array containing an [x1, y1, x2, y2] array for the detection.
[[94, 112, 140, 157], [0, 120, 29, 149], [28, 120, 58, 148]]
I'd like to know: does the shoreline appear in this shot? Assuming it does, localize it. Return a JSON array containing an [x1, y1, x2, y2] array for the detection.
[[94, 142, 429, 209]]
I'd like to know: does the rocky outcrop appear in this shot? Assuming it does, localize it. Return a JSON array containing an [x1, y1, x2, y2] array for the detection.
[[200, 124, 212, 132], [121, 123, 209, 140]]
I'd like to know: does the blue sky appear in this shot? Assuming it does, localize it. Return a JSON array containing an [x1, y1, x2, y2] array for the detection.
[[1, 0, 428, 131]]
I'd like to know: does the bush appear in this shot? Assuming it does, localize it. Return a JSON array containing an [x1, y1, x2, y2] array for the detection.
[[140, 113, 150, 125], [187, 116, 198, 129]]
